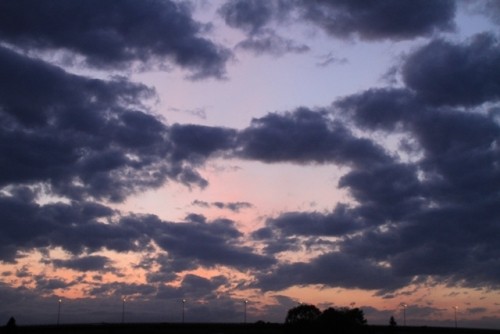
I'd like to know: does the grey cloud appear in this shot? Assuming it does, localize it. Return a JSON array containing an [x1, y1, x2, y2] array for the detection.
[[150, 215, 276, 270], [236, 30, 310, 57], [316, 52, 348, 67], [193, 200, 253, 212], [170, 124, 237, 164], [35, 276, 75, 292], [331, 94, 500, 290], [470, 0, 500, 26], [0, 47, 232, 202], [219, 1, 308, 57], [338, 162, 423, 224], [0, 0, 230, 78], [296, 0, 456, 41], [52, 256, 112, 272], [180, 274, 228, 299], [260, 204, 363, 238], [88, 282, 156, 298], [256, 252, 410, 292], [219, 0, 456, 41], [1, 188, 275, 271], [0, 191, 144, 262], [237, 108, 391, 168], [335, 88, 419, 131], [224, 202, 253, 212], [218, 0, 291, 35], [253, 34, 500, 292], [402, 33, 500, 106]]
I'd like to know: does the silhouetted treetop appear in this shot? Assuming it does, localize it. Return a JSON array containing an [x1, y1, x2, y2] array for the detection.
[[318, 307, 367, 327], [285, 304, 321, 325]]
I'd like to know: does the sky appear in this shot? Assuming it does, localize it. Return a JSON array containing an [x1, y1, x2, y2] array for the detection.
[[0, 0, 500, 328]]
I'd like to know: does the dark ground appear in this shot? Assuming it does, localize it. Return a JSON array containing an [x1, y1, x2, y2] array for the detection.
[[1, 323, 500, 334]]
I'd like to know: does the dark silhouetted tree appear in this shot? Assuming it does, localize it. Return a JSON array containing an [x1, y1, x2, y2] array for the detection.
[[285, 304, 321, 325], [5, 317, 16, 328], [318, 307, 367, 333], [390, 316, 397, 326], [5, 317, 16, 333]]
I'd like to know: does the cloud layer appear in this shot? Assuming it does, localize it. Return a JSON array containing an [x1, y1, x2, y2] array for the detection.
[[0, 0, 231, 78]]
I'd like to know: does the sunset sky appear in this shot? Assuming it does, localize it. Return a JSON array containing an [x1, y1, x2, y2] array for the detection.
[[1, 0, 500, 328]]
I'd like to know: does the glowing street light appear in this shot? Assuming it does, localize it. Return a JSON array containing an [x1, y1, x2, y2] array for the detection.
[[122, 298, 126, 324], [400, 303, 408, 326], [453, 306, 459, 328], [57, 299, 62, 325], [182, 299, 186, 323], [244, 300, 248, 323]]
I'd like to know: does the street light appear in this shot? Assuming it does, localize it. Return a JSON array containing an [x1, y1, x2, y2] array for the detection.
[[122, 298, 126, 324], [244, 300, 248, 323], [400, 303, 408, 326], [57, 299, 62, 325], [453, 306, 458, 328], [182, 299, 186, 323]]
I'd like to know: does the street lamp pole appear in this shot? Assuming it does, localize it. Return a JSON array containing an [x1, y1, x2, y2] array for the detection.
[[401, 303, 407, 326], [182, 299, 186, 323], [453, 306, 458, 328], [57, 299, 62, 325], [244, 300, 248, 323], [122, 298, 126, 324]]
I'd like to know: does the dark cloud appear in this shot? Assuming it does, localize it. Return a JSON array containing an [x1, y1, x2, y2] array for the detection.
[[0, 189, 274, 272], [252, 34, 500, 292], [218, 1, 309, 57], [470, 0, 500, 26], [180, 274, 228, 299], [151, 214, 276, 270], [0, 46, 234, 202], [219, 0, 455, 41], [402, 33, 500, 106], [0, 0, 230, 78], [35, 276, 75, 292], [218, 0, 294, 35], [338, 162, 424, 224], [192, 200, 253, 212], [258, 204, 362, 238], [296, 0, 456, 41], [52, 256, 112, 272], [237, 108, 391, 168], [88, 281, 157, 298], [334, 88, 419, 131], [256, 252, 410, 292], [236, 30, 310, 56], [316, 52, 348, 67], [170, 124, 237, 164], [219, 0, 277, 34], [0, 191, 144, 262]]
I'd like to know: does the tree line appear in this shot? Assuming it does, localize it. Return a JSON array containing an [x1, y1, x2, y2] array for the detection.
[[284, 304, 367, 333]]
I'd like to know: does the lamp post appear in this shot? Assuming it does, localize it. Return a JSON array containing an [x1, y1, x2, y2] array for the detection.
[[401, 303, 408, 326], [182, 299, 186, 323], [453, 306, 458, 328], [57, 299, 62, 325], [244, 300, 248, 323], [122, 298, 126, 324]]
